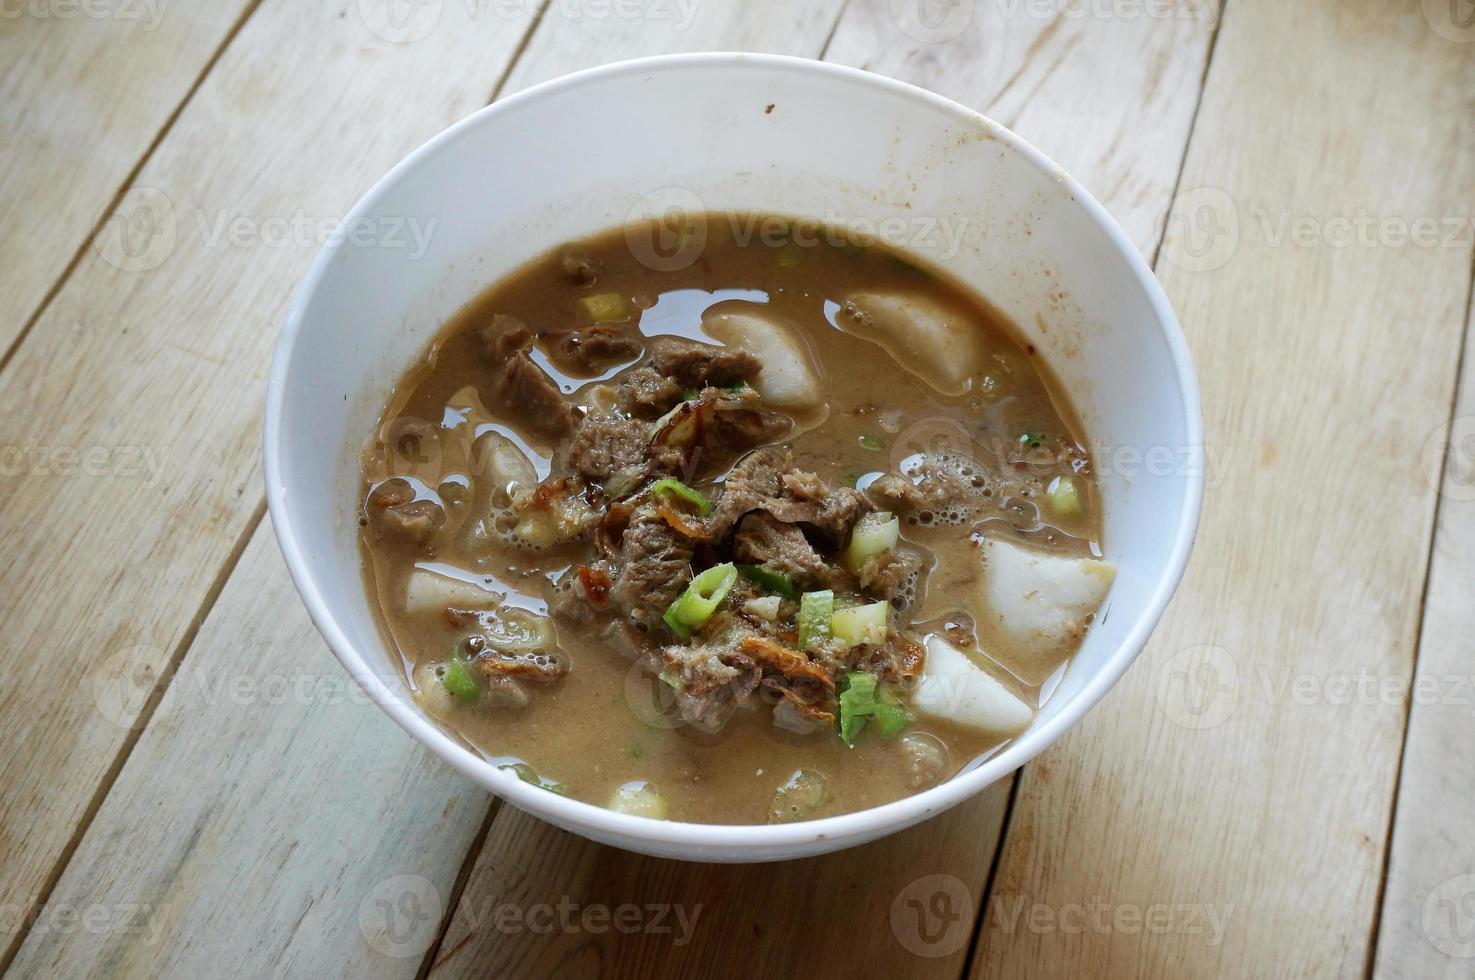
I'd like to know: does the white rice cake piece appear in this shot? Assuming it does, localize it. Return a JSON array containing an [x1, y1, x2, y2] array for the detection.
[[912, 635, 1034, 735], [702, 304, 824, 414], [977, 537, 1115, 685], [840, 291, 991, 396], [404, 568, 502, 616]]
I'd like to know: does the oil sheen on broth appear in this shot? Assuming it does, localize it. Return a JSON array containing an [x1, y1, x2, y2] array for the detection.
[[359, 214, 1114, 825]]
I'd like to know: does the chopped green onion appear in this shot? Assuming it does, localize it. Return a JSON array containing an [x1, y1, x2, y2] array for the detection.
[[1047, 475, 1082, 517], [775, 244, 803, 269], [831, 600, 890, 649], [663, 563, 738, 638], [844, 512, 899, 575], [498, 762, 567, 795], [579, 291, 630, 323], [858, 433, 883, 452], [874, 697, 910, 737], [736, 563, 798, 599], [838, 672, 878, 745], [442, 657, 479, 703], [797, 590, 834, 651], [1018, 431, 1046, 449], [837, 671, 909, 745], [650, 477, 712, 515]]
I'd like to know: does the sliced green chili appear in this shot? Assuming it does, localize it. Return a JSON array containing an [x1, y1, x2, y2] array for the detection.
[[663, 563, 738, 638], [650, 477, 713, 515], [736, 563, 798, 599]]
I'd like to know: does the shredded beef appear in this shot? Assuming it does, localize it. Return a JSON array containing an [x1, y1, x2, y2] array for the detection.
[[565, 412, 651, 482], [733, 513, 829, 588], [708, 446, 866, 544], [366, 479, 444, 546], [543, 325, 642, 376], [609, 503, 694, 630], [857, 547, 925, 605], [482, 316, 573, 441], [650, 337, 763, 389], [648, 387, 791, 478], [617, 366, 684, 419]]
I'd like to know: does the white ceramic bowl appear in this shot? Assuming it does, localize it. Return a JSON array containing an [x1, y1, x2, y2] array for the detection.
[[265, 53, 1202, 862]]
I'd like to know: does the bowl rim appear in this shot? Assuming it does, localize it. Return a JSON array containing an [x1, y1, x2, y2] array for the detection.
[[264, 51, 1204, 856]]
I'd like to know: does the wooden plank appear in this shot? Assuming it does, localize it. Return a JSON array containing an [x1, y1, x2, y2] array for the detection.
[[0, 2, 255, 353], [499, 0, 848, 93], [1372, 275, 1475, 979], [0, 1, 860, 972], [5, 521, 495, 977], [429, 6, 1218, 977], [0, 1, 538, 967], [975, 3, 1475, 977], [430, 790, 1011, 978]]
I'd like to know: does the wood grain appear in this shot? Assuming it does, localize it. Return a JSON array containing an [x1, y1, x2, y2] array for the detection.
[[5, 521, 494, 977], [429, 5, 1218, 977], [975, 2, 1475, 977], [0, 1, 538, 967], [1372, 279, 1475, 977], [2, 1, 855, 974], [0, 2, 254, 353]]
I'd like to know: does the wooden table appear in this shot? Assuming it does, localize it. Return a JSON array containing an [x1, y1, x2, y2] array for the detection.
[[3, 1, 1473, 976]]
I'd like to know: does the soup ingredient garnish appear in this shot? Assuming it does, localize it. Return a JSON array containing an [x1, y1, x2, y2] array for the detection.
[[663, 562, 738, 639], [843, 511, 899, 575], [607, 781, 668, 819], [838, 672, 909, 745], [498, 762, 567, 795], [797, 590, 834, 650], [1046, 475, 1081, 516], [1018, 431, 1045, 449], [650, 477, 712, 515], [831, 600, 890, 649], [857, 433, 883, 452], [767, 769, 827, 824], [578, 291, 630, 323], [735, 563, 798, 599], [442, 657, 480, 703]]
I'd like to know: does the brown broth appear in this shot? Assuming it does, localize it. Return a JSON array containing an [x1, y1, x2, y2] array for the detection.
[[359, 214, 1102, 824]]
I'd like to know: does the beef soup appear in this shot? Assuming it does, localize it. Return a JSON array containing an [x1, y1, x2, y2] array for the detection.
[[359, 214, 1114, 824]]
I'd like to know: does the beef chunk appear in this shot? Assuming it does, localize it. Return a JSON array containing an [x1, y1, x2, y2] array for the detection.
[[366, 478, 444, 546], [648, 387, 791, 478], [733, 512, 829, 589], [561, 246, 599, 286], [543, 325, 642, 377], [650, 337, 763, 389], [609, 503, 695, 631], [617, 366, 684, 419], [565, 412, 651, 482], [709, 446, 865, 544], [857, 547, 926, 609], [863, 452, 992, 525], [481, 315, 573, 441]]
